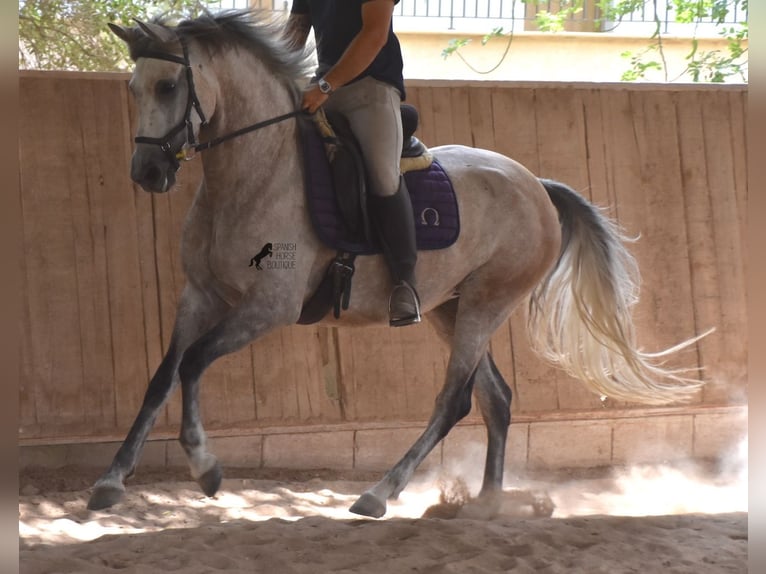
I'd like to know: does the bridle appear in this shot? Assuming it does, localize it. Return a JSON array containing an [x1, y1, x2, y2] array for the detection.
[[134, 36, 304, 167]]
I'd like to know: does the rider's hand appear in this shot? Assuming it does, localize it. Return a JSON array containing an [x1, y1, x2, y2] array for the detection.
[[302, 85, 329, 114]]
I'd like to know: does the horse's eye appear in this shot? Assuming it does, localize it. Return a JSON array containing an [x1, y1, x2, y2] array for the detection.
[[156, 80, 176, 96]]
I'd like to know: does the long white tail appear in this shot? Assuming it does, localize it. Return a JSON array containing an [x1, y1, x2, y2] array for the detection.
[[527, 179, 706, 405]]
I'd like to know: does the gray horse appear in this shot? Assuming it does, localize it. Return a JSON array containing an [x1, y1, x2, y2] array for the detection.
[[90, 11, 702, 517]]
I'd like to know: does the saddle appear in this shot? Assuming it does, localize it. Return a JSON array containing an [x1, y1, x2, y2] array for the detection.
[[306, 105, 434, 247], [297, 104, 460, 324]]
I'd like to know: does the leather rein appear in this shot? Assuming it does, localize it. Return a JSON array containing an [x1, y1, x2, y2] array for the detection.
[[134, 36, 304, 166]]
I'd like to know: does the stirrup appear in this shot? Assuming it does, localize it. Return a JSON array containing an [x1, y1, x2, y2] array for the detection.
[[389, 281, 421, 327]]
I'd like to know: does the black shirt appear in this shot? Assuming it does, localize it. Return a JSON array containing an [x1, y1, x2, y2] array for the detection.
[[291, 0, 405, 99]]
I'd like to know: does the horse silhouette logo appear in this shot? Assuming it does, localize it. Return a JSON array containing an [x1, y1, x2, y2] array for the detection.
[[249, 242, 273, 269]]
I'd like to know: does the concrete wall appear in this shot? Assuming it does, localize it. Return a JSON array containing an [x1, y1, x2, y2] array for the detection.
[[20, 407, 747, 473], [398, 32, 744, 84]]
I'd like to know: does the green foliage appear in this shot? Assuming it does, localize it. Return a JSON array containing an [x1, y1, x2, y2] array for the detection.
[[683, 36, 748, 82], [441, 27, 507, 59], [482, 27, 505, 45], [595, 0, 648, 28], [523, 0, 585, 32], [444, 0, 747, 83], [620, 48, 663, 81], [618, 0, 748, 82], [441, 37, 472, 59], [19, 0, 217, 71]]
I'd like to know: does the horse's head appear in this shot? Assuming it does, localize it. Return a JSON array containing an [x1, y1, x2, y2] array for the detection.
[[109, 19, 215, 193]]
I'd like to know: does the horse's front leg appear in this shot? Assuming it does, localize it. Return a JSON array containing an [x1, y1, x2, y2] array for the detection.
[[174, 296, 291, 497], [87, 285, 228, 510]]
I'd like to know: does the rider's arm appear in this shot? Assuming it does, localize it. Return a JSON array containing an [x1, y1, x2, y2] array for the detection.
[[303, 0, 396, 113], [323, 0, 395, 90]]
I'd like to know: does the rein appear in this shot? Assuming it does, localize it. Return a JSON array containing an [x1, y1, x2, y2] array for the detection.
[[134, 36, 304, 165], [187, 110, 305, 158]]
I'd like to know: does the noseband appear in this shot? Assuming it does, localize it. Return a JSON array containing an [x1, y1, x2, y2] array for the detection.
[[134, 36, 304, 166]]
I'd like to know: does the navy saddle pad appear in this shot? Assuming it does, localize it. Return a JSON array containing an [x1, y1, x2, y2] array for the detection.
[[301, 121, 460, 255]]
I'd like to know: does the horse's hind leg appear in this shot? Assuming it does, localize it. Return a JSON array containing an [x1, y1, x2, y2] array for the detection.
[[87, 285, 227, 510], [349, 292, 516, 518], [429, 300, 513, 496], [474, 356, 512, 496]]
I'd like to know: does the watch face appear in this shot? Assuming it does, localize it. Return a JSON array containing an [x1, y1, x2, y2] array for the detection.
[[319, 79, 332, 94]]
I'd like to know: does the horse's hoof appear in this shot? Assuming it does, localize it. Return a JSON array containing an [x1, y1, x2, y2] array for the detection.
[[349, 492, 387, 518], [87, 482, 125, 511], [197, 461, 223, 497]]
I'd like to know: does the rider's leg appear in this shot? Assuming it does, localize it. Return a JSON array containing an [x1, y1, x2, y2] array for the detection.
[[323, 77, 421, 326], [367, 177, 420, 326]]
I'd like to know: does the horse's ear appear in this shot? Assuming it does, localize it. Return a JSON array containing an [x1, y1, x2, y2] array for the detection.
[[133, 18, 177, 45], [108, 23, 140, 46]]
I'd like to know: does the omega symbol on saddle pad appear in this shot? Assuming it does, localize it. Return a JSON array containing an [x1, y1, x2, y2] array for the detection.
[[420, 207, 440, 227]]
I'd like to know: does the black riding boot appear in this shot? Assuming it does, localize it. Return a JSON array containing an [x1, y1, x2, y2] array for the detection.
[[369, 177, 422, 327]]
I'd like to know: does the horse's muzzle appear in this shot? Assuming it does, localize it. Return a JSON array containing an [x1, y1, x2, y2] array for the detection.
[[130, 145, 178, 193]]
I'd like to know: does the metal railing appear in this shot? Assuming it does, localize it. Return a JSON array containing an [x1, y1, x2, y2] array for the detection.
[[391, 0, 745, 35], [211, 1, 746, 36]]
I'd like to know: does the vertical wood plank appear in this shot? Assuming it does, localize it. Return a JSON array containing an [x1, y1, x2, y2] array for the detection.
[[728, 91, 747, 265], [429, 86, 454, 146], [468, 87, 495, 151], [404, 85, 422, 141], [398, 322, 450, 421], [449, 87, 473, 147], [249, 325, 341, 425], [675, 91, 721, 402], [603, 90, 699, 406], [251, 329, 297, 423], [726, 89, 748, 396], [697, 90, 747, 400], [19, 77, 87, 434], [73, 79, 134, 433], [532, 86, 605, 411], [413, 87, 436, 146], [581, 88, 618, 210], [99, 96, 154, 431], [533, 87, 591, 191], [19, 178, 38, 436], [488, 86, 557, 413], [587, 90, 641, 411], [201, 351, 258, 428], [337, 326, 408, 421], [490, 87, 539, 174], [288, 325, 343, 422]]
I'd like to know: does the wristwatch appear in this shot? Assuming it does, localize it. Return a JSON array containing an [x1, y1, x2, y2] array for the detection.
[[317, 77, 333, 94]]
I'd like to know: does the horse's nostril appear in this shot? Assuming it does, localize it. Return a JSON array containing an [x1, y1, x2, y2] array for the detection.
[[145, 166, 161, 183]]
